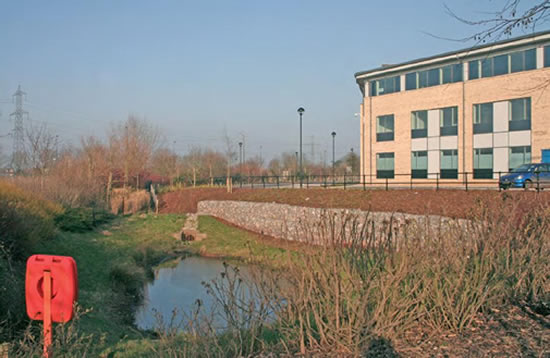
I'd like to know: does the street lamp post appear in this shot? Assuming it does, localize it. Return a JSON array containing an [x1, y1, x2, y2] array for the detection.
[[331, 131, 336, 183], [297, 107, 305, 186], [295, 151, 298, 176], [238, 142, 243, 176]]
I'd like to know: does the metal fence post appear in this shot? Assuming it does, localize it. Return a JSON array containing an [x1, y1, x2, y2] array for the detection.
[[291, 175, 294, 188], [251, 177, 254, 189], [344, 174, 346, 190], [277, 175, 280, 189], [385, 177, 388, 191], [410, 174, 413, 190], [306, 175, 309, 189], [537, 171, 540, 192], [465, 172, 468, 191], [498, 171, 502, 192], [363, 175, 366, 191], [262, 176, 265, 188], [436, 173, 439, 191], [324, 175, 327, 188]]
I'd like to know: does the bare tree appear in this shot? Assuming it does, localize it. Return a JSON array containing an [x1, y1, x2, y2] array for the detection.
[[267, 158, 281, 175], [151, 147, 178, 184], [24, 123, 57, 174], [110, 115, 160, 188], [184, 146, 205, 186], [81, 136, 110, 181], [222, 129, 237, 177], [447, 1, 550, 43]]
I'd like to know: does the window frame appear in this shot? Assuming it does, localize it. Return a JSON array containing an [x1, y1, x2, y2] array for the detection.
[[473, 148, 494, 179], [376, 152, 395, 179], [440, 149, 458, 179], [469, 60, 480, 80], [473, 102, 493, 134], [440, 106, 458, 136], [411, 151, 428, 179], [371, 76, 401, 96], [411, 110, 428, 138], [509, 146, 531, 172], [376, 114, 395, 142], [509, 98, 531, 131]]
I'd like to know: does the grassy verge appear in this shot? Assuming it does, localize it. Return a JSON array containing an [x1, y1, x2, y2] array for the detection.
[[34, 213, 186, 346], [184, 215, 302, 266]]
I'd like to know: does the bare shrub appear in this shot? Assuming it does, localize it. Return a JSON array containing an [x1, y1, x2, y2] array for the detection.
[[192, 198, 549, 355], [10, 306, 102, 357], [110, 189, 151, 215]]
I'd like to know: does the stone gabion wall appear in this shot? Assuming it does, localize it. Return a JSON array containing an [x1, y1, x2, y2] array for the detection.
[[197, 200, 466, 244]]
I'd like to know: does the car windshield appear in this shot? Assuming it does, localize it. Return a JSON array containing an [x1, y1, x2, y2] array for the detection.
[[511, 164, 536, 173]]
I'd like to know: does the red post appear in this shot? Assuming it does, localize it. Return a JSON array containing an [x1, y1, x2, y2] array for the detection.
[[43, 270, 52, 358]]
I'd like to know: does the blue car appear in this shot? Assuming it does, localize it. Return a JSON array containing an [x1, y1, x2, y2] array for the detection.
[[499, 163, 550, 189]]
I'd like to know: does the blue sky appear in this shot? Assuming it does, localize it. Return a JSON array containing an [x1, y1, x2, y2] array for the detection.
[[0, 0, 547, 162]]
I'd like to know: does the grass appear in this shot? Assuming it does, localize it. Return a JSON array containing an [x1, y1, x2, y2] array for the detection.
[[33, 213, 186, 347], [185, 215, 300, 266]]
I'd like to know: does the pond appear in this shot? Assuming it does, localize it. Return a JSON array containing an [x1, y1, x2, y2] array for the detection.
[[134, 256, 251, 330]]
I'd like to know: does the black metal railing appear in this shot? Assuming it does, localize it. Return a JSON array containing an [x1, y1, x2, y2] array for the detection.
[[176, 170, 546, 192]]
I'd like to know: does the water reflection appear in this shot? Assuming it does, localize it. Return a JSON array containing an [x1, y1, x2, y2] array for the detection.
[[135, 256, 250, 330]]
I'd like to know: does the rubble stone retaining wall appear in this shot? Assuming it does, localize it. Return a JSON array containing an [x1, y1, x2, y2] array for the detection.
[[198, 200, 466, 243]]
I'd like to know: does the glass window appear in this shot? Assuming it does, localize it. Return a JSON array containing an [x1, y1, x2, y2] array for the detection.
[[510, 98, 531, 121], [452, 63, 463, 82], [405, 72, 417, 90], [371, 76, 400, 96], [441, 149, 458, 179], [473, 103, 493, 133], [441, 64, 463, 84], [524, 48, 536, 70], [411, 151, 428, 179], [510, 51, 524, 73], [418, 70, 429, 88], [428, 68, 440, 86], [545, 46, 550, 68], [469, 60, 480, 80], [377, 114, 394, 141], [509, 98, 531, 131], [511, 49, 536, 73], [493, 54, 509, 76], [377, 152, 394, 179], [440, 107, 458, 136], [411, 110, 427, 138], [441, 150, 458, 169], [474, 148, 493, 179], [481, 58, 493, 78], [509, 146, 531, 171], [442, 65, 452, 84], [411, 111, 427, 129]]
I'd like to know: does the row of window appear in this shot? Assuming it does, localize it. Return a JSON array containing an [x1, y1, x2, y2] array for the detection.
[[405, 63, 462, 90], [473, 98, 531, 133], [469, 48, 536, 80], [377, 107, 457, 141], [376, 146, 531, 179], [376, 98, 531, 142], [369, 45, 550, 97], [370, 76, 400, 96]]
